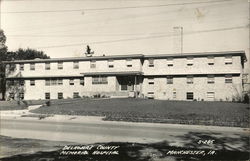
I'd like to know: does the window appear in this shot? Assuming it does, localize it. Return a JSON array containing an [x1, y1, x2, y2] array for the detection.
[[73, 61, 79, 69], [20, 80, 25, 86], [69, 79, 74, 85], [186, 92, 194, 100], [19, 64, 24, 71], [45, 79, 63, 86], [148, 59, 154, 67], [207, 92, 215, 99], [207, 56, 214, 65], [147, 92, 154, 98], [187, 57, 193, 66], [207, 75, 215, 84], [173, 91, 177, 99], [187, 76, 193, 84], [126, 59, 133, 67], [19, 93, 24, 100], [148, 78, 154, 85], [45, 93, 50, 99], [225, 56, 232, 65], [9, 92, 14, 99], [30, 79, 35, 86], [58, 79, 63, 85], [9, 64, 16, 71], [167, 58, 174, 66], [90, 60, 96, 68], [30, 63, 35, 70], [8, 80, 14, 86], [92, 76, 108, 84], [58, 62, 63, 69], [80, 78, 84, 86], [225, 75, 233, 83], [45, 79, 50, 86], [51, 79, 57, 86], [73, 92, 79, 98], [108, 59, 114, 68], [58, 93, 63, 99], [45, 63, 50, 70], [167, 76, 173, 84]]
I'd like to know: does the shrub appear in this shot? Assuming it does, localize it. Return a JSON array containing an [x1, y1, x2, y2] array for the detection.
[[45, 100, 51, 106], [243, 94, 249, 104]]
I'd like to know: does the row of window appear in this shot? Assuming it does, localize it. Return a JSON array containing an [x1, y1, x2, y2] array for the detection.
[[148, 75, 233, 84], [7, 77, 108, 86], [45, 92, 80, 99], [148, 56, 233, 67], [14, 55, 234, 71], [7, 75, 233, 87], [147, 91, 215, 100], [17, 59, 133, 71], [10, 91, 215, 100]]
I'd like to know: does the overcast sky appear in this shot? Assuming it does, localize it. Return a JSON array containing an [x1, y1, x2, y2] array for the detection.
[[1, 0, 249, 59]]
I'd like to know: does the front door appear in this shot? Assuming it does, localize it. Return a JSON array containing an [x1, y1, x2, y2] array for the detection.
[[118, 76, 134, 91]]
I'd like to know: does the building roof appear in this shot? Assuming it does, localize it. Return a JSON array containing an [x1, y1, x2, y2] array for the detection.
[[3, 50, 246, 64]]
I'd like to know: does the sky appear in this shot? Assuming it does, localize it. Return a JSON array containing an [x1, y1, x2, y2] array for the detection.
[[0, 0, 249, 61]]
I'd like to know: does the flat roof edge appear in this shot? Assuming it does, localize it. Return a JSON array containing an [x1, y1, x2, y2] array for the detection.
[[3, 50, 246, 64]]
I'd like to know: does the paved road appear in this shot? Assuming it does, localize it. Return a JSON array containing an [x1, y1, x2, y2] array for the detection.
[[1, 118, 249, 150]]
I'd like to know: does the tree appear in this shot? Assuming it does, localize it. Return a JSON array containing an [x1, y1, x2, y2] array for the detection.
[[0, 30, 50, 100], [0, 30, 8, 100]]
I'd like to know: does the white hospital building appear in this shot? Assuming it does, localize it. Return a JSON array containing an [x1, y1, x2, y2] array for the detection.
[[4, 51, 247, 101]]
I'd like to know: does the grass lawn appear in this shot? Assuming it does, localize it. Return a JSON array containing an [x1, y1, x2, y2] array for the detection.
[[0, 101, 27, 110], [31, 98, 250, 128]]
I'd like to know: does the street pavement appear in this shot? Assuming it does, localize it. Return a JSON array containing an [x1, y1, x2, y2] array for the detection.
[[0, 105, 249, 151]]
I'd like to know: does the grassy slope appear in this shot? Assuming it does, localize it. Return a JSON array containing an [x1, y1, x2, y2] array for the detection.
[[32, 98, 250, 128]]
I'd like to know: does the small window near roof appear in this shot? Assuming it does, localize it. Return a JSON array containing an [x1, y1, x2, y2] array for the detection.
[[58, 62, 63, 69], [207, 56, 214, 65], [187, 57, 193, 66], [148, 58, 154, 67], [90, 60, 96, 68], [108, 59, 114, 68], [167, 58, 173, 66], [73, 61, 79, 69], [126, 59, 133, 67], [45, 62, 50, 70], [30, 63, 35, 70], [19, 64, 24, 71], [225, 56, 232, 65]]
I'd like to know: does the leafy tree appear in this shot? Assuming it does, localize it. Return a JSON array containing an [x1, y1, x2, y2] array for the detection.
[[0, 30, 8, 100], [0, 30, 50, 100]]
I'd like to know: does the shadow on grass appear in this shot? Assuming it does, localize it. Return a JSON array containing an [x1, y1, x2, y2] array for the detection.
[[1, 132, 249, 161]]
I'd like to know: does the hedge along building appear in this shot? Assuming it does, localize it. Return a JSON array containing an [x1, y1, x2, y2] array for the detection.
[[4, 50, 247, 101]]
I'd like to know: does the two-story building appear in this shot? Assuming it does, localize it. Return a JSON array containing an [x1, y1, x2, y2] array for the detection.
[[4, 51, 247, 101]]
